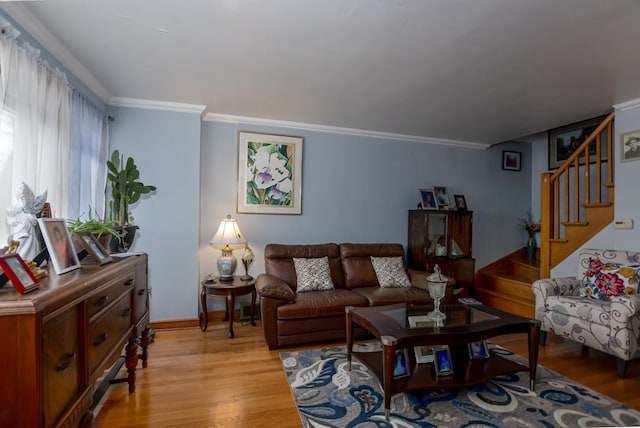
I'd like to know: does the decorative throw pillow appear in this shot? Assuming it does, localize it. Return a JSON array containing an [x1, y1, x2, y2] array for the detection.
[[370, 256, 411, 288], [581, 258, 640, 301], [293, 256, 335, 292]]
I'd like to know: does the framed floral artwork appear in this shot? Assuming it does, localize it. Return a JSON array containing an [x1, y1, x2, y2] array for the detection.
[[237, 131, 303, 214]]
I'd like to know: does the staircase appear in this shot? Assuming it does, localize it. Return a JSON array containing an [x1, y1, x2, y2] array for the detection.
[[474, 112, 615, 317]]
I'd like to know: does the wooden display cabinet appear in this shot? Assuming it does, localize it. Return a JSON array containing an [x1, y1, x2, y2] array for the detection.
[[408, 210, 474, 297]]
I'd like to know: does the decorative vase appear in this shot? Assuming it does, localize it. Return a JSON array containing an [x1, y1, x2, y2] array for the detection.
[[526, 235, 536, 259]]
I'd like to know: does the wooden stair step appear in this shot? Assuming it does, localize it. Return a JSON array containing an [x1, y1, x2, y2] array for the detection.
[[474, 273, 535, 301], [473, 289, 534, 319]]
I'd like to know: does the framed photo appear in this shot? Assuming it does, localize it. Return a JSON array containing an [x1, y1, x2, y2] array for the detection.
[[0, 253, 39, 294], [408, 315, 437, 328], [38, 218, 81, 275], [453, 194, 467, 211], [237, 131, 303, 214], [414, 346, 434, 364], [502, 150, 521, 171], [434, 345, 453, 376], [548, 115, 607, 169], [468, 340, 490, 359], [432, 186, 449, 209], [393, 349, 410, 378], [621, 129, 640, 163], [418, 188, 437, 210], [77, 233, 112, 265]]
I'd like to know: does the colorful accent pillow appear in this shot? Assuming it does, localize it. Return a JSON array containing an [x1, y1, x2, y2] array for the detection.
[[581, 258, 640, 301], [293, 256, 335, 292], [370, 256, 411, 288]]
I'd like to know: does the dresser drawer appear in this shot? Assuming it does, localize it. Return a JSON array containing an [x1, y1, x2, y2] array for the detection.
[[88, 293, 133, 375], [133, 260, 148, 324], [86, 273, 135, 318], [43, 306, 81, 428]]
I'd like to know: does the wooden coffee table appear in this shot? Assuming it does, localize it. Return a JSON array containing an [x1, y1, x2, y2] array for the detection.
[[345, 303, 540, 420]]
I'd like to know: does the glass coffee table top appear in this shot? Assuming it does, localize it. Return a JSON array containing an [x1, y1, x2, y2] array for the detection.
[[381, 304, 499, 330]]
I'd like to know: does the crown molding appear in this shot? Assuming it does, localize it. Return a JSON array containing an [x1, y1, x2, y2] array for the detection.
[[109, 97, 207, 115], [0, 3, 111, 103], [613, 98, 640, 112], [204, 113, 489, 149]]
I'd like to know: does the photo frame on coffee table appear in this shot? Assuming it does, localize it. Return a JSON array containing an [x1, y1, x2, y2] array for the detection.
[[414, 346, 434, 364], [38, 218, 81, 275], [468, 340, 490, 359], [434, 345, 453, 376], [393, 349, 410, 378], [0, 253, 39, 294]]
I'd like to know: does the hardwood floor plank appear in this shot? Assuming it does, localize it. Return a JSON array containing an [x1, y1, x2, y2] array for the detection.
[[94, 321, 640, 427]]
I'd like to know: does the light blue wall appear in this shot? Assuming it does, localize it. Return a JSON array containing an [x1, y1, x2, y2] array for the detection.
[[108, 107, 201, 321], [199, 121, 533, 313]]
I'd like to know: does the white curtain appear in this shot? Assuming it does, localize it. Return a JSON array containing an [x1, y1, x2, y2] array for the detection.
[[0, 33, 72, 220], [68, 90, 109, 220]]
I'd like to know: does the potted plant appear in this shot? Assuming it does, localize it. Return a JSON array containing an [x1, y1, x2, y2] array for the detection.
[[67, 207, 122, 252], [519, 209, 540, 259], [107, 149, 157, 252]]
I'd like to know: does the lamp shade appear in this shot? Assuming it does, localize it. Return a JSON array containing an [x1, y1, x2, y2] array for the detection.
[[209, 215, 246, 250]]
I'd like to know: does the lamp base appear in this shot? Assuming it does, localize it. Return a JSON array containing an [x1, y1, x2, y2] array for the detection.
[[217, 250, 237, 281]]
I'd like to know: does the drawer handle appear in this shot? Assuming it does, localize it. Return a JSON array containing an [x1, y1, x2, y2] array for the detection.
[[93, 333, 107, 347], [94, 295, 109, 307], [121, 308, 131, 317], [137, 289, 146, 296], [125, 279, 134, 286], [56, 352, 76, 372]]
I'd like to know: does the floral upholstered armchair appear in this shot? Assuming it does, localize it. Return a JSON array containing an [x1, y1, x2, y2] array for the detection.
[[531, 248, 640, 377]]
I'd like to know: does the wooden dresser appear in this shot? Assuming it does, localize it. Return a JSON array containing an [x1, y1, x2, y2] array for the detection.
[[0, 254, 149, 428]]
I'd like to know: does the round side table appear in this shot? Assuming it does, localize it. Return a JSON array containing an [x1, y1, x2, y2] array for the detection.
[[199, 276, 257, 338]]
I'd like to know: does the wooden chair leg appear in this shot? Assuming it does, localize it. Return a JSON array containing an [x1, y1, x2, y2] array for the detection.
[[616, 358, 628, 378]]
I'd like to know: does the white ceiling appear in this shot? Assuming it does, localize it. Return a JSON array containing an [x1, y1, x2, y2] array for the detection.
[[4, 0, 640, 148]]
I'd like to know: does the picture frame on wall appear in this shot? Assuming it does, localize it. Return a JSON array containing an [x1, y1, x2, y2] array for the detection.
[[77, 232, 113, 265], [0, 253, 39, 294], [237, 131, 303, 214], [38, 218, 81, 275], [621, 129, 640, 162], [548, 115, 607, 169], [502, 150, 521, 171], [432, 186, 449, 209], [418, 188, 438, 210]]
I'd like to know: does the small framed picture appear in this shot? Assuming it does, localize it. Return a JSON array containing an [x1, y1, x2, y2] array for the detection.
[[418, 188, 438, 210], [393, 349, 410, 378], [414, 346, 434, 364], [468, 340, 490, 359], [432, 186, 449, 209], [0, 253, 39, 294], [453, 194, 467, 211], [434, 345, 453, 376], [38, 218, 81, 275], [77, 233, 113, 265], [621, 130, 640, 162], [502, 150, 521, 171]]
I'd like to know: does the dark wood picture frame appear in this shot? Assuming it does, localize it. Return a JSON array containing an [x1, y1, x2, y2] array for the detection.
[[77, 232, 113, 265], [0, 253, 39, 294], [548, 115, 607, 169], [453, 194, 467, 211], [434, 345, 453, 376], [502, 150, 521, 171]]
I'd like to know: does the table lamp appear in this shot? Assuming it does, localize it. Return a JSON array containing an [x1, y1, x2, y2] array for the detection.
[[209, 215, 246, 281]]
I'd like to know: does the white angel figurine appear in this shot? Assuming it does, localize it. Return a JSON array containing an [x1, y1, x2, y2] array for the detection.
[[6, 183, 47, 260], [241, 244, 254, 280]]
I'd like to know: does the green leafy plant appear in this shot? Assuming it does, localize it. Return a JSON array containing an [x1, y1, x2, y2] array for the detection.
[[107, 150, 157, 227], [67, 207, 122, 239]]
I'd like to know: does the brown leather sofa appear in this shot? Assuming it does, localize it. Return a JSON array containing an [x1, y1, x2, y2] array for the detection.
[[256, 243, 435, 349]]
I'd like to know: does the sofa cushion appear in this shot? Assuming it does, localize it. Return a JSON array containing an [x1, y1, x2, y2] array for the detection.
[[581, 259, 640, 301], [293, 256, 335, 292], [351, 286, 430, 306], [370, 256, 411, 287], [276, 289, 369, 320], [264, 243, 345, 289], [340, 243, 407, 289]]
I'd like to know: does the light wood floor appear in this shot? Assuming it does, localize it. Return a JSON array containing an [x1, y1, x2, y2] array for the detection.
[[94, 320, 640, 427]]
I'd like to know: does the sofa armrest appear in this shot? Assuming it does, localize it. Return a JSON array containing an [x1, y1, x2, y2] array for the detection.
[[256, 274, 296, 303], [531, 277, 580, 321], [609, 294, 640, 360]]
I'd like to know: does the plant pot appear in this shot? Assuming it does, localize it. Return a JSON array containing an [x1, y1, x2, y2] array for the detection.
[[526, 235, 537, 259], [110, 225, 139, 253]]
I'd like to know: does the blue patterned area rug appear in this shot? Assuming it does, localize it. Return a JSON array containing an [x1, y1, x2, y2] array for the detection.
[[280, 342, 640, 427]]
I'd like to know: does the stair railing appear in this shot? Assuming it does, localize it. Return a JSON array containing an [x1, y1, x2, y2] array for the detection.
[[540, 112, 615, 278]]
